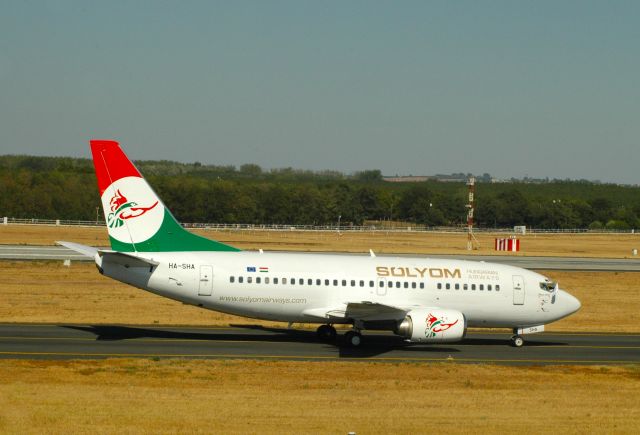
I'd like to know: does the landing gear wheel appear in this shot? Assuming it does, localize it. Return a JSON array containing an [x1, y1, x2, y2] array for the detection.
[[344, 330, 362, 347], [316, 324, 337, 341], [511, 335, 524, 347]]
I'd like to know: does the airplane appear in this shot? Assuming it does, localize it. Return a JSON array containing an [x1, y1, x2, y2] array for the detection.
[[59, 140, 581, 348]]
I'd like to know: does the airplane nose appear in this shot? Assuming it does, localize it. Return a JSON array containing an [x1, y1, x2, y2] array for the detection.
[[558, 290, 581, 316]]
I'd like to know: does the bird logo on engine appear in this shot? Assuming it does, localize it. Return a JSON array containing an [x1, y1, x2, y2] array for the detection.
[[425, 312, 459, 338]]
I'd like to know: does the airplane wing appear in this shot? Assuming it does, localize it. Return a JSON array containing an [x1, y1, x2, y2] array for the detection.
[[303, 301, 408, 322]]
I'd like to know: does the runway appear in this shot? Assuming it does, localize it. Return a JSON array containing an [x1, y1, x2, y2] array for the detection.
[[0, 324, 637, 365], [1, 244, 640, 271]]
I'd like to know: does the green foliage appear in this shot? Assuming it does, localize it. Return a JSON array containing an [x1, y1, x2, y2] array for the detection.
[[588, 221, 604, 230], [605, 220, 631, 230], [355, 169, 383, 182], [0, 155, 638, 229]]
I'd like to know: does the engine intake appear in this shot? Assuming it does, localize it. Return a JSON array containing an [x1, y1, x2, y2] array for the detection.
[[396, 308, 466, 343]]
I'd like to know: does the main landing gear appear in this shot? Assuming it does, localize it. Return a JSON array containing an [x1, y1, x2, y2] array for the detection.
[[344, 330, 362, 347], [316, 324, 337, 341], [316, 324, 363, 347]]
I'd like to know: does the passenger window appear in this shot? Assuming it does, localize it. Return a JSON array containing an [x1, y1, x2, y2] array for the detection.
[[419, 283, 424, 289], [379, 280, 385, 287], [437, 283, 442, 289], [445, 283, 450, 290], [479, 284, 484, 291], [488, 284, 492, 291], [325, 279, 329, 286], [291, 278, 295, 285], [396, 281, 401, 288], [351, 280, 355, 287], [316, 279, 321, 286], [342, 280, 347, 286], [274, 278, 279, 284], [463, 283, 468, 290], [471, 284, 476, 290], [359, 280, 364, 287], [369, 280, 374, 287], [265, 277, 270, 284], [333, 279, 338, 286], [282, 278, 287, 285], [308, 279, 312, 285], [496, 285, 500, 291], [248, 277, 253, 284], [403, 282, 408, 289], [230, 276, 235, 283], [299, 279, 304, 285], [388, 281, 393, 288], [239, 277, 244, 283], [256, 277, 261, 284], [455, 283, 459, 290], [412, 282, 416, 289]]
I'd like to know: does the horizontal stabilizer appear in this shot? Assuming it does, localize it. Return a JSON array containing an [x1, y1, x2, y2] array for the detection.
[[98, 250, 159, 268], [56, 241, 99, 257]]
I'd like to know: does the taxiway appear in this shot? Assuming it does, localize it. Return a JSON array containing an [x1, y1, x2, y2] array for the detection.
[[0, 324, 637, 365]]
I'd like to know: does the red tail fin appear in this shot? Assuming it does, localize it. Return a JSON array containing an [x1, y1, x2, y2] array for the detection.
[[90, 140, 142, 196]]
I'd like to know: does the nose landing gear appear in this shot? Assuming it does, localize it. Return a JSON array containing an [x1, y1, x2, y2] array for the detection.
[[510, 335, 524, 347]]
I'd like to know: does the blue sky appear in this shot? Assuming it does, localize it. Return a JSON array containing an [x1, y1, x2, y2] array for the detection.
[[1, 1, 638, 183]]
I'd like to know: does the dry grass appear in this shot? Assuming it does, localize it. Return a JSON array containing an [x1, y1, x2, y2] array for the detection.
[[0, 225, 108, 247], [545, 270, 640, 332], [0, 261, 251, 327], [2, 224, 640, 258], [0, 358, 638, 434], [0, 262, 638, 332]]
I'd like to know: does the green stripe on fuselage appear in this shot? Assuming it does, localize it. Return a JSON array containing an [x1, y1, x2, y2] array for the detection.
[[109, 209, 240, 252]]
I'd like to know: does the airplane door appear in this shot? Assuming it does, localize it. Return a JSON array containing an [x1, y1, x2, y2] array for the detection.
[[377, 278, 387, 296], [512, 275, 525, 305], [199, 265, 213, 296]]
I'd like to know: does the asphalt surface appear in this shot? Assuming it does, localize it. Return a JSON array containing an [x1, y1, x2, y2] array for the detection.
[[0, 324, 637, 365], [0, 245, 92, 261], [1, 244, 640, 271]]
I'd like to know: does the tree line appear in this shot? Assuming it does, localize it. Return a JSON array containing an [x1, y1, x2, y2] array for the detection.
[[1, 155, 638, 229]]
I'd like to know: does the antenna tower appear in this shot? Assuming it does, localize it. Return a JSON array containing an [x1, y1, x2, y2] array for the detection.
[[466, 177, 479, 250]]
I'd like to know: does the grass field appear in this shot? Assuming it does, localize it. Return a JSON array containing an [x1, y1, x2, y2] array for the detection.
[[2, 224, 640, 258], [0, 358, 638, 434], [0, 261, 638, 332]]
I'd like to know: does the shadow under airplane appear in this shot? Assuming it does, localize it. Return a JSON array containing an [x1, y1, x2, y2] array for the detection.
[[61, 324, 566, 360]]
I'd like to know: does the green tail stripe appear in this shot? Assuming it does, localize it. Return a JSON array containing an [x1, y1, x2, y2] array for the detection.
[[110, 209, 241, 252]]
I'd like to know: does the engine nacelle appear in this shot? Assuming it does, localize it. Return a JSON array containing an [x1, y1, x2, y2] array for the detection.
[[396, 308, 466, 343]]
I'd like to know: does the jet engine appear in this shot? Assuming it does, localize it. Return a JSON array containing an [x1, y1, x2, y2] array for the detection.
[[396, 308, 466, 343]]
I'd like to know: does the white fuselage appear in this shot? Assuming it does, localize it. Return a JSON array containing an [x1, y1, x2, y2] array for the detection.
[[95, 251, 581, 330]]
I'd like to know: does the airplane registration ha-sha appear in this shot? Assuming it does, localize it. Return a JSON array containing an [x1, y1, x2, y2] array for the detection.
[[60, 140, 581, 348]]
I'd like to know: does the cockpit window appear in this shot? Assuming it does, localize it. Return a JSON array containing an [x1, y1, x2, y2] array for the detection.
[[540, 280, 557, 292]]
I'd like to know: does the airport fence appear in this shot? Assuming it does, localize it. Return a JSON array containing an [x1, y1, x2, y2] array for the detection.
[[1, 216, 637, 234]]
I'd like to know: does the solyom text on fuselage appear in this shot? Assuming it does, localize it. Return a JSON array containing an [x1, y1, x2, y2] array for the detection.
[[376, 266, 461, 279]]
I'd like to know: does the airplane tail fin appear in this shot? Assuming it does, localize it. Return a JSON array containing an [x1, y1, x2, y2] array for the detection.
[[90, 140, 240, 253]]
